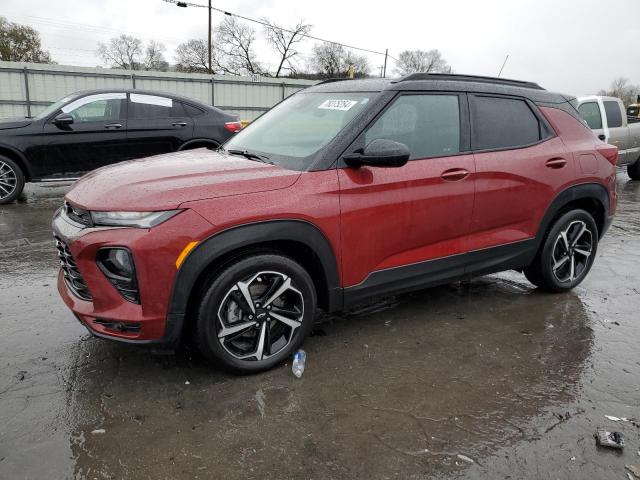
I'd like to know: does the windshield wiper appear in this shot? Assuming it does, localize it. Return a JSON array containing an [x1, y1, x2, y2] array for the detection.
[[226, 149, 272, 163]]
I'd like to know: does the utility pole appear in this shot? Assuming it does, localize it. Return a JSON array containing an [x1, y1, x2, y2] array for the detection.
[[208, 0, 212, 74], [383, 48, 388, 78]]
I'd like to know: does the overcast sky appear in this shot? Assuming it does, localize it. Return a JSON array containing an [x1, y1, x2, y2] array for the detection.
[[2, 0, 639, 95]]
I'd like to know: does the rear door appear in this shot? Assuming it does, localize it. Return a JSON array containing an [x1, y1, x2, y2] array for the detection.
[[338, 92, 476, 290], [39, 93, 128, 176], [468, 94, 574, 261], [126, 93, 195, 158]]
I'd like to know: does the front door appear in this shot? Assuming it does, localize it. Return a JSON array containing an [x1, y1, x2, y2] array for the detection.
[[39, 93, 128, 177], [338, 93, 475, 295]]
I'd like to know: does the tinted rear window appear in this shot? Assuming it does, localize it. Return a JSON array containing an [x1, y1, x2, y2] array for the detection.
[[604, 100, 623, 128], [471, 96, 541, 150], [129, 94, 186, 119]]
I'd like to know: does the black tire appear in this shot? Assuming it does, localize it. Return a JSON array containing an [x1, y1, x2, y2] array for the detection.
[[523, 209, 598, 292], [627, 159, 640, 180], [195, 254, 316, 374], [0, 155, 25, 204]]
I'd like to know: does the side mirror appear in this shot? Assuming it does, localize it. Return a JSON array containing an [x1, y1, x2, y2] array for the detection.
[[53, 113, 74, 126], [344, 139, 410, 168]]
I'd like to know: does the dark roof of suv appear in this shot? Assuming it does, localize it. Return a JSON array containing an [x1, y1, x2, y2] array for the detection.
[[305, 74, 572, 105]]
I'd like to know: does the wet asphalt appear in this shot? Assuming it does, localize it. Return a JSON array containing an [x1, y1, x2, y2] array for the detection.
[[0, 174, 639, 480]]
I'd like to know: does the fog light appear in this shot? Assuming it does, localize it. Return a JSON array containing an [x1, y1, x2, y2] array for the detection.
[[97, 248, 140, 303]]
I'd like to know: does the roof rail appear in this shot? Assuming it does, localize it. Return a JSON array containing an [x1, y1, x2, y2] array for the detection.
[[314, 78, 351, 85], [394, 73, 544, 90]]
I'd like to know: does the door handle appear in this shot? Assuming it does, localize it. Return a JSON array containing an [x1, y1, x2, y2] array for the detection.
[[440, 168, 470, 181], [545, 157, 567, 169], [104, 123, 122, 129], [172, 122, 187, 127]]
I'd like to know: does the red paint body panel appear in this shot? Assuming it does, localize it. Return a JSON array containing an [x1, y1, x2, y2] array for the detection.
[[58, 209, 215, 340], [66, 149, 301, 211], [337, 154, 475, 286], [469, 136, 574, 251]]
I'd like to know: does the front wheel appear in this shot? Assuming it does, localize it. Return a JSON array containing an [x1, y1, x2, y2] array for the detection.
[[195, 254, 316, 374], [0, 156, 25, 204], [524, 209, 598, 292]]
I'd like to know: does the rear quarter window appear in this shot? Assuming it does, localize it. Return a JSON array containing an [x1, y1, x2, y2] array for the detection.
[[471, 96, 542, 150], [603, 101, 623, 128]]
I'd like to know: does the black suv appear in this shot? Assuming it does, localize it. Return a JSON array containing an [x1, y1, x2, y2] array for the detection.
[[0, 89, 242, 203]]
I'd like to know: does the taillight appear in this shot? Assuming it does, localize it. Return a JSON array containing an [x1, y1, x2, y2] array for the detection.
[[596, 143, 619, 165], [224, 121, 243, 133]]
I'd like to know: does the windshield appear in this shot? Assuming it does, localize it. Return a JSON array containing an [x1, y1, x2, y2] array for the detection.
[[224, 91, 374, 170], [33, 95, 77, 120]]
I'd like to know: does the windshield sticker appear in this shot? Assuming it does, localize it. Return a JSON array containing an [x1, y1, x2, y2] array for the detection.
[[318, 99, 359, 111]]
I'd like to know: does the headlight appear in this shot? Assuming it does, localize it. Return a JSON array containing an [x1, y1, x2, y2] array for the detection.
[[90, 210, 181, 228]]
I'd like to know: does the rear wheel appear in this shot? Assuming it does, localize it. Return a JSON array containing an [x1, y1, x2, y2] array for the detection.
[[0, 156, 25, 204], [627, 159, 640, 180], [195, 254, 316, 374], [524, 209, 598, 292]]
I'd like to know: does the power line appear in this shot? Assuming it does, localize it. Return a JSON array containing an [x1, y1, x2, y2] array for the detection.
[[161, 0, 388, 57]]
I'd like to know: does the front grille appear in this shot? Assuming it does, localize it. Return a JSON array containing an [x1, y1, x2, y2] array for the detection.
[[64, 201, 93, 227], [55, 236, 92, 301]]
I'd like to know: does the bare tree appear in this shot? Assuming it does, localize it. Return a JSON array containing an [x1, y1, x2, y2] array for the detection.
[[143, 40, 168, 71], [601, 77, 640, 106], [215, 17, 262, 75], [175, 39, 210, 73], [262, 18, 312, 77], [0, 16, 53, 63], [97, 35, 143, 70], [307, 43, 370, 79], [393, 49, 451, 76]]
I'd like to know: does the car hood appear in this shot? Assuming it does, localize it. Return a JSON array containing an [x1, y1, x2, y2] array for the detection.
[[0, 118, 33, 130], [66, 149, 301, 211]]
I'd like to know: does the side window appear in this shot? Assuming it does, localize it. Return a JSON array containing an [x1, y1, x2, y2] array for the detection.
[[603, 101, 623, 128], [578, 102, 603, 129], [129, 94, 185, 119], [364, 94, 460, 159], [471, 96, 542, 150], [61, 93, 125, 122]]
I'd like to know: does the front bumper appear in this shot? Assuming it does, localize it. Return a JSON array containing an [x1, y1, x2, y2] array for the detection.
[[52, 207, 213, 345]]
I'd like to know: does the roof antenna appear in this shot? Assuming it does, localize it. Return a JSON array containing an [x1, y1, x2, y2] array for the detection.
[[497, 54, 509, 77]]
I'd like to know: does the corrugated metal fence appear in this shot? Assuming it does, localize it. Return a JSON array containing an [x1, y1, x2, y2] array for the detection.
[[0, 61, 316, 121]]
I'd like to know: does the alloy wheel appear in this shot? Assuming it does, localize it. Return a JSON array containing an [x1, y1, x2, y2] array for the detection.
[[216, 271, 304, 361], [551, 220, 593, 283], [0, 160, 17, 200]]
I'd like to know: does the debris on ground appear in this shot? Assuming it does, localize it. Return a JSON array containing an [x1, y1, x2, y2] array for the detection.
[[594, 428, 624, 449], [91, 429, 106, 435], [626, 464, 640, 478], [457, 454, 474, 464], [15, 371, 26, 381], [184, 380, 190, 385], [292, 350, 306, 378]]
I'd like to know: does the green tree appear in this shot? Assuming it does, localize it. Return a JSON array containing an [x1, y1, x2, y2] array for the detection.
[[0, 17, 53, 63]]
